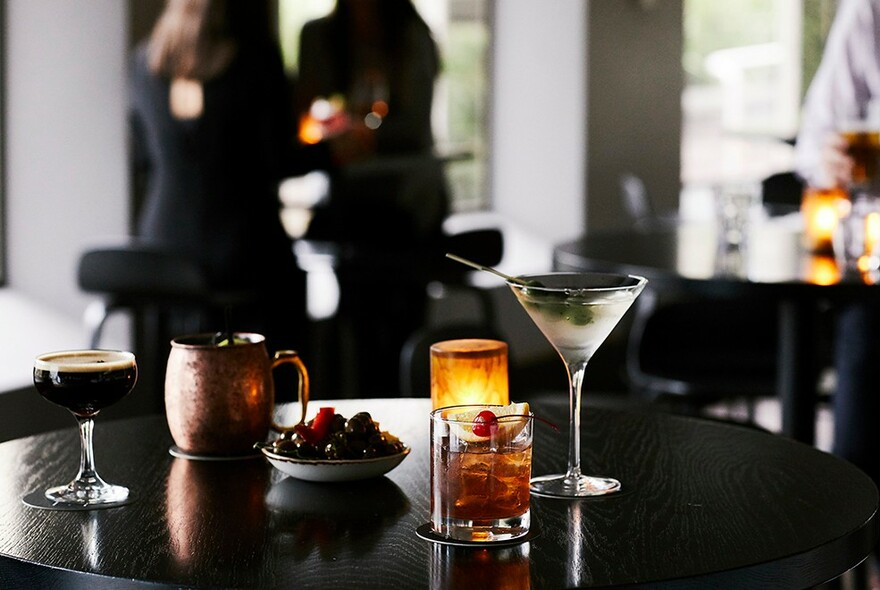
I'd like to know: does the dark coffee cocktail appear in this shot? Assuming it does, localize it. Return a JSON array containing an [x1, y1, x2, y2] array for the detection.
[[34, 351, 137, 417]]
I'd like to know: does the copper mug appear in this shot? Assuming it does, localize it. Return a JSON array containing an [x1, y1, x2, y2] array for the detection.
[[164, 332, 309, 456]]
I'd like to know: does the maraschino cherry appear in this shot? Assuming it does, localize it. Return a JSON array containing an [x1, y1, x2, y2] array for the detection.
[[472, 410, 499, 437]]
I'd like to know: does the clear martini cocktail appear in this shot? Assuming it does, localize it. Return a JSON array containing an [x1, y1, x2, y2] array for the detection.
[[507, 272, 646, 498]]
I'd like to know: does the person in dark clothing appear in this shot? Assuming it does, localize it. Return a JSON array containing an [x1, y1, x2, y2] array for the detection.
[[129, 0, 314, 364], [294, 0, 449, 397]]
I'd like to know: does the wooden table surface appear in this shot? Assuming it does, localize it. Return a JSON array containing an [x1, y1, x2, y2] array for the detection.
[[0, 397, 876, 589]]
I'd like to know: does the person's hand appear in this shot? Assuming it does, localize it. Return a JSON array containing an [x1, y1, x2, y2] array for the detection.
[[820, 132, 854, 188], [326, 120, 377, 166]]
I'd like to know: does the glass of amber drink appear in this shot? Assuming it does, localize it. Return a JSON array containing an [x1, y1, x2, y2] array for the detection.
[[430, 403, 533, 543]]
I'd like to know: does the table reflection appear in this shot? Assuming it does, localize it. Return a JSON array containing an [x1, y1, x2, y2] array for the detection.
[[429, 543, 531, 589], [265, 475, 409, 559], [80, 513, 102, 570], [565, 502, 591, 589], [165, 458, 271, 573]]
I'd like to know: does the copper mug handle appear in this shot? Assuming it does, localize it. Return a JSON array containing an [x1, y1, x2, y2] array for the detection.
[[270, 350, 310, 432]]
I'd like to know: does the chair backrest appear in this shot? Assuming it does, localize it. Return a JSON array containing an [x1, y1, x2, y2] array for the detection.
[[399, 323, 505, 397], [761, 171, 804, 214], [619, 173, 679, 230], [431, 222, 504, 328], [625, 285, 779, 400], [76, 242, 265, 412], [78, 244, 209, 301]]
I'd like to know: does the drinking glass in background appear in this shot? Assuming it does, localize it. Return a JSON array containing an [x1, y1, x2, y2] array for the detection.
[[833, 193, 880, 275], [430, 405, 533, 543], [836, 99, 880, 191], [713, 182, 763, 278], [714, 181, 763, 251]]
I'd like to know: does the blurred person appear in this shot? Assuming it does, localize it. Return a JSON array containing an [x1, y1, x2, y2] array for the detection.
[[796, 0, 880, 190], [796, 0, 880, 494], [295, 0, 448, 245], [294, 0, 449, 397], [130, 0, 313, 368], [296, 0, 439, 161]]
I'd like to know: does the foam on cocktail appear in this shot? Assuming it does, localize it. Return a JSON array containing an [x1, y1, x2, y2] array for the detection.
[[34, 350, 136, 373]]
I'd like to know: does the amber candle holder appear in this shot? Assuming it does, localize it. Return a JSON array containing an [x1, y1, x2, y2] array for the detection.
[[430, 339, 509, 409]]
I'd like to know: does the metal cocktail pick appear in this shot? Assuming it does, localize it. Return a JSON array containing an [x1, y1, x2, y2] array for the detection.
[[444, 253, 535, 286]]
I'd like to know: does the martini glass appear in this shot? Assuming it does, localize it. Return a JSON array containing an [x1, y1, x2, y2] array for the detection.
[[507, 272, 646, 498]]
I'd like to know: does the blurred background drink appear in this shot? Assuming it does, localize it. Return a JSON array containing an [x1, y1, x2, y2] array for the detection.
[[837, 99, 880, 190], [841, 129, 880, 188]]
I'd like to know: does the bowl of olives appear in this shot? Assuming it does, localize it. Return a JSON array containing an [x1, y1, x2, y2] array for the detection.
[[257, 407, 410, 482]]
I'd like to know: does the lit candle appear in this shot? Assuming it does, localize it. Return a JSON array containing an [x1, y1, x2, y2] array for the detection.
[[806, 255, 840, 286], [430, 339, 509, 410], [801, 187, 847, 253], [861, 211, 880, 271]]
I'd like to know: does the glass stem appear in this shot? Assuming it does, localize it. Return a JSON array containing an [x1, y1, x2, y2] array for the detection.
[[565, 360, 588, 481], [75, 415, 100, 485]]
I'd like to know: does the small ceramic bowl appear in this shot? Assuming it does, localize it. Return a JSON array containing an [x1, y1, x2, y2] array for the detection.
[[258, 446, 411, 482]]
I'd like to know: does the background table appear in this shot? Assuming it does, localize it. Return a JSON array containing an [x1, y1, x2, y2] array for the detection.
[[554, 224, 880, 444], [0, 398, 876, 589]]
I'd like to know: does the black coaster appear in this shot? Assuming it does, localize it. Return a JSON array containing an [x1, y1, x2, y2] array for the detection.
[[415, 523, 539, 547], [22, 490, 134, 511], [168, 445, 261, 461]]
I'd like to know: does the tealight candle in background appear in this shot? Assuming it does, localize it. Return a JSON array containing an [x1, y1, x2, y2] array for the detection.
[[805, 255, 840, 286], [801, 187, 846, 253], [430, 339, 509, 409]]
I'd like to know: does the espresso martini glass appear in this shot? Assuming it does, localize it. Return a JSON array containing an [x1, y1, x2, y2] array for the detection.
[[25, 350, 137, 510]]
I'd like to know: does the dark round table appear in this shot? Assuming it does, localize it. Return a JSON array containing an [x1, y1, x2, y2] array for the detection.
[[554, 224, 880, 444], [0, 398, 875, 589]]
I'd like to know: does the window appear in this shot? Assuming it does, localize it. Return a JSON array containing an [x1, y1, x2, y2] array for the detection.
[[0, 0, 5, 286], [277, 0, 491, 213], [682, 0, 838, 190]]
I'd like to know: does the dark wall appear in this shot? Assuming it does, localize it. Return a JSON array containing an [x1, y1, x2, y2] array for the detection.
[[585, 1, 683, 231]]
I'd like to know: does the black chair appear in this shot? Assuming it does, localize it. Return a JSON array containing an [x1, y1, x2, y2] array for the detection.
[[77, 242, 259, 410], [619, 172, 679, 230], [398, 218, 506, 397], [431, 222, 504, 327], [761, 171, 804, 215], [625, 285, 779, 423]]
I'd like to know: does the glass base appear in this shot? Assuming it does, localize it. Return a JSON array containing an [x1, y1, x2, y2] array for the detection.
[[431, 510, 530, 543], [530, 473, 620, 498], [24, 480, 131, 510]]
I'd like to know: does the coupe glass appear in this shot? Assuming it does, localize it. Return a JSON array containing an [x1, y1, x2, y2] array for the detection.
[[26, 350, 137, 510], [507, 272, 646, 498]]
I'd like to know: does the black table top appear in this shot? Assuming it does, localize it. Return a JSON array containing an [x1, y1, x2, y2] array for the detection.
[[0, 398, 876, 589], [555, 225, 880, 300]]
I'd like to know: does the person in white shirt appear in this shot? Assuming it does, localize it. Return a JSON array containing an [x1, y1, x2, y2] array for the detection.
[[796, 0, 880, 500], [796, 0, 880, 188]]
